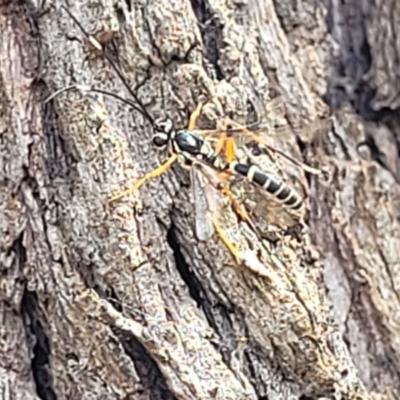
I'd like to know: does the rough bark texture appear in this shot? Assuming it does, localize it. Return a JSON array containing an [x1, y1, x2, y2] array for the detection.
[[0, 0, 399, 399]]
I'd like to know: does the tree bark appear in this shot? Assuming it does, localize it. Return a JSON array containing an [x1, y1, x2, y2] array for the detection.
[[0, 0, 398, 399]]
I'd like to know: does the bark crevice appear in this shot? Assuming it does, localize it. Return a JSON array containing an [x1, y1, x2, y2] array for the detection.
[[21, 290, 56, 400]]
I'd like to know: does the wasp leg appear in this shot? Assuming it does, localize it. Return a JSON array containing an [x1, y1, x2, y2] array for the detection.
[[212, 216, 241, 264], [217, 185, 245, 219], [215, 117, 237, 163], [188, 102, 204, 130], [225, 137, 236, 163], [218, 184, 260, 233], [109, 154, 178, 203], [225, 117, 277, 159], [214, 130, 227, 157]]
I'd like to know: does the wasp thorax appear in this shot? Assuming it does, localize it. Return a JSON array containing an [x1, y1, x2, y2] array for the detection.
[[175, 131, 204, 155]]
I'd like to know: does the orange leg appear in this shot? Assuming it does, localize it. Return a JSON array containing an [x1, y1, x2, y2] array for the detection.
[[214, 176, 265, 242], [224, 117, 276, 160], [225, 137, 236, 163], [214, 118, 228, 158], [218, 185, 257, 230], [214, 117, 237, 163], [188, 102, 204, 130], [108, 154, 178, 203], [212, 216, 241, 264], [187, 102, 236, 164], [221, 117, 237, 163], [214, 130, 227, 157]]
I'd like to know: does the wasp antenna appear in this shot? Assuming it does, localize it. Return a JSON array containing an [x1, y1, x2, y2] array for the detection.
[[44, 84, 78, 103], [61, 5, 154, 124], [44, 83, 147, 116], [87, 88, 152, 116]]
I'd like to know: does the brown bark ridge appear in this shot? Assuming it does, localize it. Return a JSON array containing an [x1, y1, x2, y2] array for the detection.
[[0, 0, 398, 399]]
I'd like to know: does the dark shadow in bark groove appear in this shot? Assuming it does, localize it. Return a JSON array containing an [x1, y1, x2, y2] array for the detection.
[[356, 135, 388, 170], [324, 2, 372, 112], [166, 222, 234, 338], [118, 334, 177, 400], [188, 0, 224, 79], [295, 136, 314, 188], [21, 290, 57, 400], [166, 223, 206, 308], [352, 85, 400, 123], [166, 222, 251, 365], [84, 267, 125, 313]]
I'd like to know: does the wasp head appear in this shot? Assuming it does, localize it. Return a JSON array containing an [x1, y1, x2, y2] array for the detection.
[[152, 118, 174, 148]]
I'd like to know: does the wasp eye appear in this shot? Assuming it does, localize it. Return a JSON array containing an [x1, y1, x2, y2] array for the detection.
[[153, 133, 168, 147]]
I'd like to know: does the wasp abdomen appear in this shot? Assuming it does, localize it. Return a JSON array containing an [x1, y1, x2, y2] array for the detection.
[[229, 162, 303, 211]]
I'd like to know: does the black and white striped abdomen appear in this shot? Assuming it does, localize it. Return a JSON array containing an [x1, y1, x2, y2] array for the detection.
[[229, 162, 304, 211]]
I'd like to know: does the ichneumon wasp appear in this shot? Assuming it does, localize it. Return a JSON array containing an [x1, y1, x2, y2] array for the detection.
[[47, 5, 327, 261], [46, 5, 263, 262]]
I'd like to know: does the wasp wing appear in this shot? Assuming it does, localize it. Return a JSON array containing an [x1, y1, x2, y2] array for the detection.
[[191, 164, 219, 241], [231, 176, 303, 232], [190, 97, 329, 175]]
